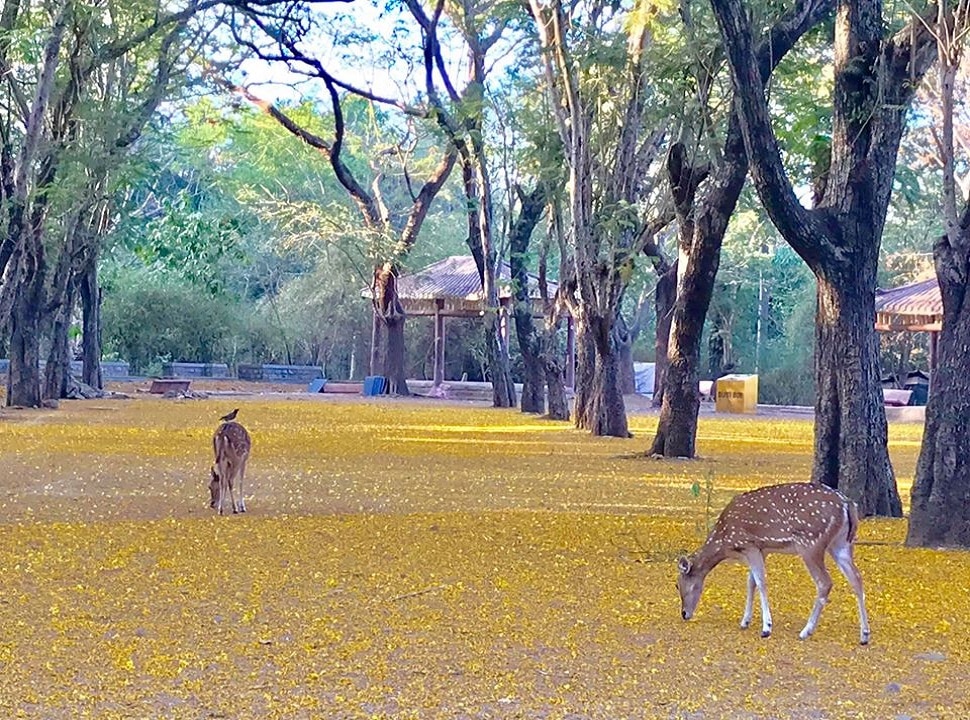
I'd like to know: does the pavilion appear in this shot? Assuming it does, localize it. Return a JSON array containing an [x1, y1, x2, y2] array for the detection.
[[363, 255, 575, 388], [874, 275, 941, 393]]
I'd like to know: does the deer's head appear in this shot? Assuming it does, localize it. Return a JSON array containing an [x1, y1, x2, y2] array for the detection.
[[676, 555, 703, 620]]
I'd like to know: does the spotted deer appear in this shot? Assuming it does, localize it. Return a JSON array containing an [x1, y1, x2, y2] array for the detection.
[[210, 415, 251, 515], [676, 482, 870, 645]]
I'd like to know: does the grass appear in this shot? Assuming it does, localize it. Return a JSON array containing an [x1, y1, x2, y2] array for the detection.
[[0, 396, 965, 719]]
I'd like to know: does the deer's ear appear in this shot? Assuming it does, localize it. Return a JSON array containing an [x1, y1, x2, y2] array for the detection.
[[677, 556, 692, 575]]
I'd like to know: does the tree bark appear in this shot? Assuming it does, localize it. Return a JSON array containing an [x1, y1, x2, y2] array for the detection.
[[44, 283, 75, 401], [7, 245, 44, 407], [614, 312, 636, 395], [813, 266, 901, 515], [906, 3, 970, 547], [652, 262, 677, 405], [372, 264, 410, 395], [78, 258, 103, 389], [509, 185, 549, 414], [574, 314, 630, 436], [907, 246, 970, 546]]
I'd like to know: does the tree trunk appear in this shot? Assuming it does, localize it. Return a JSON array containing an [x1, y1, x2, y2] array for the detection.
[[44, 281, 76, 400], [486, 315, 516, 407], [906, 287, 970, 545], [649, 250, 713, 457], [574, 314, 630, 437], [542, 344, 570, 420], [7, 258, 44, 408], [373, 264, 409, 395], [614, 312, 636, 395], [652, 262, 677, 406], [650, 139, 740, 457], [79, 260, 103, 389], [509, 186, 550, 414], [517, 331, 545, 413], [907, 231, 970, 546], [383, 316, 409, 396], [813, 268, 901, 517]]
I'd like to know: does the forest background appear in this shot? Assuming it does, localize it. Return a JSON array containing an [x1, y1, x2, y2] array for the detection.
[[0, 0, 959, 408]]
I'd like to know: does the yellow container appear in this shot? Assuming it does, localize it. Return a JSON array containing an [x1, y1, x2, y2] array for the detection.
[[715, 374, 758, 414]]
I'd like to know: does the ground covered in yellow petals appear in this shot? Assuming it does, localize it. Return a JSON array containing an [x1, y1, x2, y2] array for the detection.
[[0, 396, 966, 719]]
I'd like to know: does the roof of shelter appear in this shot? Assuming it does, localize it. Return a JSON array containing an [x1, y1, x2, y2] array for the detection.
[[363, 255, 560, 317], [875, 276, 942, 332], [396, 255, 557, 301]]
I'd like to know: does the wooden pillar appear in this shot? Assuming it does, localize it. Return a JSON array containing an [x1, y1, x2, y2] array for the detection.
[[929, 330, 939, 398], [565, 314, 576, 389], [434, 299, 445, 387], [369, 308, 381, 376]]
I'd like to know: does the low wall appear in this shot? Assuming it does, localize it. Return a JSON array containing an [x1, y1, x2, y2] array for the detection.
[[161, 362, 230, 378], [0, 359, 130, 379], [237, 363, 324, 384]]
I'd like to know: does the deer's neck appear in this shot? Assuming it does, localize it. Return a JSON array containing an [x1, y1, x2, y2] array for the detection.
[[695, 535, 732, 576]]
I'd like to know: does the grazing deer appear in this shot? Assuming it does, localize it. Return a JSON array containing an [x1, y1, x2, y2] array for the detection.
[[676, 482, 870, 645], [210, 415, 251, 515]]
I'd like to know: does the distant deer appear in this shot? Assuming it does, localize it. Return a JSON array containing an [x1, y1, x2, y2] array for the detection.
[[210, 413, 251, 515], [676, 482, 870, 645]]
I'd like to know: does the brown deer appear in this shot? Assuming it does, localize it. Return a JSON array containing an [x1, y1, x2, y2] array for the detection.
[[676, 482, 870, 645], [210, 414, 251, 515]]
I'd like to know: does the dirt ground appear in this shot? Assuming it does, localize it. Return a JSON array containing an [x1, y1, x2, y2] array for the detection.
[[0, 394, 962, 719]]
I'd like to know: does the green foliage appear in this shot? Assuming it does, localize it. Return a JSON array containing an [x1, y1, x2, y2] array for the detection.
[[125, 192, 246, 295], [101, 268, 245, 374]]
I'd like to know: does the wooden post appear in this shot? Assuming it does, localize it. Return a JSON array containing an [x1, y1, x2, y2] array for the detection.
[[369, 309, 381, 377], [565, 314, 576, 389], [434, 299, 445, 387], [929, 330, 939, 398]]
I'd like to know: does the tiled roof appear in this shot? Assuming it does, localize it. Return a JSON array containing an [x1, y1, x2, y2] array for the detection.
[[395, 255, 557, 301], [875, 277, 941, 318]]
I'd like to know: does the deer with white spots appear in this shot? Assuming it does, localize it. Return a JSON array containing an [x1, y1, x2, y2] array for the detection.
[[210, 414, 251, 515], [676, 482, 870, 645]]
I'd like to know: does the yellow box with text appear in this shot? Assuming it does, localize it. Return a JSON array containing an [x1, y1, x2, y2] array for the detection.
[[715, 374, 758, 414]]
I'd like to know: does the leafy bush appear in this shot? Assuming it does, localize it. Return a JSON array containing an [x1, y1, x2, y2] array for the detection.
[[102, 271, 245, 374]]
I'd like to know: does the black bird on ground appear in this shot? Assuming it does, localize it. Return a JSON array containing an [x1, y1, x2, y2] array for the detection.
[[219, 408, 239, 423]]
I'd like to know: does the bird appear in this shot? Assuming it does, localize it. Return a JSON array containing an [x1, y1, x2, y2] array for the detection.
[[219, 408, 239, 423]]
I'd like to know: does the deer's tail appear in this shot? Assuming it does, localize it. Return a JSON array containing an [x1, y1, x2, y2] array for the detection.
[[846, 500, 860, 544]]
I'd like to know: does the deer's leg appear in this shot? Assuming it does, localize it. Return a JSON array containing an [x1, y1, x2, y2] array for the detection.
[[742, 550, 772, 637], [226, 468, 238, 515], [218, 475, 227, 515], [799, 549, 833, 640], [740, 570, 756, 629], [236, 460, 247, 513], [831, 543, 870, 645]]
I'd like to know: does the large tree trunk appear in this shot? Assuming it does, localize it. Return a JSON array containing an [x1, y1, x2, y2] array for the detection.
[[383, 316, 409, 395], [509, 186, 549, 414], [614, 312, 636, 395], [7, 256, 44, 408], [44, 282, 75, 400], [813, 267, 901, 516], [78, 259, 103, 390], [907, 232, 970, 547], [650, 138, 740, 457], [486, 316, 516, 408], [373, 264, 410, 396], [652, 262, 677, 406], [542, 346, 570, 420], [649, 238, 719, 457], [574, 314, 630, 437], [515, 323, 545, 414]]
